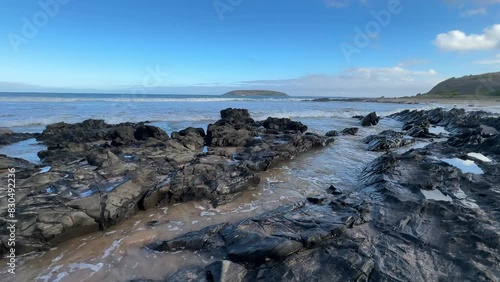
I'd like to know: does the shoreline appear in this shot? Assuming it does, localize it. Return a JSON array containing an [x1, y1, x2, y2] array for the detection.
[[306, 96, 500, 114]]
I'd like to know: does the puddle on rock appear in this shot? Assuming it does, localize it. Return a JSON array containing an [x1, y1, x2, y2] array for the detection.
[[421, 189, 453, 202], [442, 158, 484, 174], [428, 126, 449, 135]]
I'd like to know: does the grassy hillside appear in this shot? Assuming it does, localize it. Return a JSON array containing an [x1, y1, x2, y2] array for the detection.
[[424, 72, 500, 98]]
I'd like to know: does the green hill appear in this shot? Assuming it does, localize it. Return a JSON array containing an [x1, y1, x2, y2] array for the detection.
[[424, 72, 500, 98]]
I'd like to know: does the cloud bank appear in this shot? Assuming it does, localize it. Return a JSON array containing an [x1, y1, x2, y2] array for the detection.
[[434, 24, 500, 51]]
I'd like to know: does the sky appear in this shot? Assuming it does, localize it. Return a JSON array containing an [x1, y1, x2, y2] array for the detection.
[[0, 0, 499, 97]]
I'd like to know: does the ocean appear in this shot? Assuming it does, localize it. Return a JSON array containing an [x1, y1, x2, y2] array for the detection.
[[0, 92, 430, 131], [0, 92, 444, 281]]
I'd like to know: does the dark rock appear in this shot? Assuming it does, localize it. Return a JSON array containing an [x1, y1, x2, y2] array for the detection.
[[142, 107, 500, 281], [361, 112, 380, 127], [171, 127, 206, 150], [112, 126, 136, 146], [0, 132, 39, 146], [162, 266, 207, 282], [262, 117, 308, 133], [134, 125, 169, 141], [220, 108, 251, 123], [341, 127, 359, 135], [148, 200, 358, 265], [306, 195, 328, 204], [145, 220, 160, 227], [179, 127, 206, 137], [0, 108, 333, 257], [205, 260, 247, 282], [325, 130, 339, 137], [207, 124, 254, 147], [363, 130, 414, 151], [37, 119, 109, 146], [327, 185, 342, 195]]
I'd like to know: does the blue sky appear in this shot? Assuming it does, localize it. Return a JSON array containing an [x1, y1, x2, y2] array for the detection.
[[0, 0, 499, 97]]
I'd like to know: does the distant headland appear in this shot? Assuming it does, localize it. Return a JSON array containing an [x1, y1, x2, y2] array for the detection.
[[222, 90, 289, 97]]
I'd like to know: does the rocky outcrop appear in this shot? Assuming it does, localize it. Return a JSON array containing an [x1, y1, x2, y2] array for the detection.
[[361, 112, 380, 126], [325, 127, 359, 137], [0, 108, 333, 255], [341, 127, 359, 135], [142, 107, 500, 281], [147, 198, 368, 281], [262, 117, 308, 133], [171, 127, 205, 150]]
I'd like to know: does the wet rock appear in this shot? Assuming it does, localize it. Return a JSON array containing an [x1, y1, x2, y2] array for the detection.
[[0, 108, 333, 255], [148, 200, 358, 265], [167, 155, 260, 206], [0, 155, 36, 172], [262, 117, 308, 133], [37, 119, 110, 146], [111, 126, 136, 146], [205, 260, 247, 282], [162, 266, 207, 282], [206, 124, 253, 147], [363, 130, 414, 151], [134, 125, 169, 141], [361, 112, 379, 127], [144, 108, 500, 281], [327, 185, 342, 195], [356, 149, 500, 281], [171, 127, 206, 150], [306, 195, 328, 204], [220, 108, 252, 124], [145, 220, 160, 227], [325, 130, 339, 137], [326, 128, 358, 137], [341, 127, 359, 135]]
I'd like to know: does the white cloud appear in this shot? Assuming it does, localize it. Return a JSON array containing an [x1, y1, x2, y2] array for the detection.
[[347, 66, 437, 81], [460, 7, 487, 16], [474, 53, 500, 64], [0, 66, 442, 97], [433, 24, 500, 51], [397, 59, 431, 67], [237, 66, 440, 97]]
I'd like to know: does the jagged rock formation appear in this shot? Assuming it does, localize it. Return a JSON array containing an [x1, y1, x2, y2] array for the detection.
[[0, 108, 332, 255], [142, 108, 500, 282]]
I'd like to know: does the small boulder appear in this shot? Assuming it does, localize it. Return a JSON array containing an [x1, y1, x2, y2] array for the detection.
[[361, 112, 380, 127], [263, 117, 308, 133], [341, 127, 359, 135], [134, 125, 169, 141], [325, 130, 339, 137]]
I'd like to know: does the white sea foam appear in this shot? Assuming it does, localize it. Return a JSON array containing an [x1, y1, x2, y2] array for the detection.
[[102, 239, 123, 259], [0, 96, 304, 103]]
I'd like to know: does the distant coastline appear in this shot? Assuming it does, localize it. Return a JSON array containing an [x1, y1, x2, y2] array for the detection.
[[222, 90, 289, 97]]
